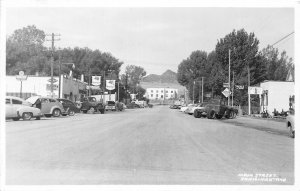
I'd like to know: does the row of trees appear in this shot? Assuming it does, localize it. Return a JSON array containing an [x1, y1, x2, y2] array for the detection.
[[6, 25, 147, 101], [177, 29, 294, 105]]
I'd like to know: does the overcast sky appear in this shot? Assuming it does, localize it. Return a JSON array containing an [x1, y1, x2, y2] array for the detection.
[[6, 7, 294, 75]]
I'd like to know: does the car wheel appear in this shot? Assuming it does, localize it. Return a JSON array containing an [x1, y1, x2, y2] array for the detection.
[[82, 110, 87, 114], [194, 110, 200, 118], [45, 114, 52, 118], [216, 114, 222, 119], [22, 112, 32, 120], [12, 117, 20, 121], [52, 109, 61, 117], [68, 110, 75, 116], [208, 110, 215, 119], [100, 109, 105, 114], [36, 116, 41, 120]]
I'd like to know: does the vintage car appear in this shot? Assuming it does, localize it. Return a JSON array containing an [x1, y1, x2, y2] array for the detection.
[[180, 104, 193, 112], [57, 98, 80, 116], [184, 104, 198, 115], [106, 101, 116, 111], [80, 97, 105, 114], [194, 99, 238, 119], [26, 96, 67, 117], [6, 96, 43, 121], [286, 109, 295, 138]]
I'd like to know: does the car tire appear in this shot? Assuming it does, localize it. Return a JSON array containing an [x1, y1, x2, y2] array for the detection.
[[68, 110, 75, 116], [52, 109, 61, 117], [22, 112, 32, 120], [216, 114, 222, 119], [100, 109, 105, 114], [12, 117, 20, 121], [194, 110, 201, 118], [36, 116, 41, 120], [82, 110, 87, 114], [208, 110, 215, 119]]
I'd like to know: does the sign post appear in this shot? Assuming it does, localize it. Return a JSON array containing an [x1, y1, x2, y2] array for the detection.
[[16, 71, 28, 98]]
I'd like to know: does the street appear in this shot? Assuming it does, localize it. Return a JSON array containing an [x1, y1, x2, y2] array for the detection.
[[6, 105, 294, 185]]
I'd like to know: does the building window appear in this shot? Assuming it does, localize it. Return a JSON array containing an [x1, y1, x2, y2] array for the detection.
[[156, 94, 158, 97], [166, 90, 168, 93], [151, 94, 153, 97], [161, 95, 163, 98], [156, 90, 158, 93], [161, 90, 163, 93], [171, 91, 173, 93], [151, 90, 153, 93]]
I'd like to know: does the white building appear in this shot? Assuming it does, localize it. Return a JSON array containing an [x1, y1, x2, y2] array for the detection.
[[260, 81, 294, 114], [6, 75, 87, 101], [145, 88, 178, 100]]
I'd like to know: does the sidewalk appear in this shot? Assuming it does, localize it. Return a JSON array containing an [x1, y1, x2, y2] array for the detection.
[[220, 115, 289, 137]]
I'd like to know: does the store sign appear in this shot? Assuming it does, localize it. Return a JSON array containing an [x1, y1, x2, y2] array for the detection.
[[248, 86, 263, 95], [92, 76, 101, 86], [106, 80, 115, 90], [16, 70, 28, 81], [46, 84, 59, 91]]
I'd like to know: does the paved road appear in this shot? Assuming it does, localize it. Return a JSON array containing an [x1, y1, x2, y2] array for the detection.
[[6, 105, 294, 184]]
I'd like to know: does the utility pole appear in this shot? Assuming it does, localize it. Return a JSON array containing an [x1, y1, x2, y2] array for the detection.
[[228, 49, 231, 106], [201, 77, 204, 103], [232, 72, 234, 106], [46, 33, 60, 98], [198, 81, 201, 103], [192, 80, 195, 104], [248, 63, 251, 115]]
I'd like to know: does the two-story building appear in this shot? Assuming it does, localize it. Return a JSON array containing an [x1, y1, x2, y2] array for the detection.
[[145, 88, 178, 100]]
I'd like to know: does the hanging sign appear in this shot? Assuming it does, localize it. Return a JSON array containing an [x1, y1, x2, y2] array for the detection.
[[92, 76, 101, 86], [106, 80, 115, 90]]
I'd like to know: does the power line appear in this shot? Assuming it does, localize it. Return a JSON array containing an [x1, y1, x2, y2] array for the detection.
[[271, 32, 294, 47]]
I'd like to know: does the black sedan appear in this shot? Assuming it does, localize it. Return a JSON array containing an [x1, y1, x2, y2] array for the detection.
[[57, 98, 80, 116]]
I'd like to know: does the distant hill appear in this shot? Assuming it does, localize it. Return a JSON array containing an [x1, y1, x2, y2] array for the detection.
[[142, 70, 177, 83]]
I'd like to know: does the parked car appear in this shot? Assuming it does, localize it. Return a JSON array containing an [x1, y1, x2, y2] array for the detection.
[[26, 96, 67, 117], [80, 97, 105, 114], [286, 109, 295, 138], [202, 99, 238, 119], [57, 98, 80, 116], [106, 101, 116, 111], [169, 105, 180, 109], [184, 104, 198, 115], [180, 104, 194, 113], [126, 102, 140, 109], [6, 96, 43, 121]]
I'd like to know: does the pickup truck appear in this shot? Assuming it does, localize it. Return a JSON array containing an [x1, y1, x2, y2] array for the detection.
[[106, 101, 116, 111], [194, 99, 238, 119], [80, 97, 105, 114]]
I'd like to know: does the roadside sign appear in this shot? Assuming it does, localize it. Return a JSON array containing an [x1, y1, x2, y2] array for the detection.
[[223, 83, 229, 88], [48, 78, 58, 83], [16, 71, 28, 81], [235, 85, 244, 90], [92, 76, 101, 86], [248, 86, 263, 94], [222, 88, 231, 98], [106, 80, 116, 90]]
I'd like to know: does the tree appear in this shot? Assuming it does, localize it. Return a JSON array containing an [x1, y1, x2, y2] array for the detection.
[[121, 65, 146, 93], [214, 29, 265, 105], [261, 45, 293, 81], [6, 25, 47, 75], [177, 50, 209, 100]]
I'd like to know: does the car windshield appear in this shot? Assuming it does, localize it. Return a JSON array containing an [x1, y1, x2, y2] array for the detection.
[[107, 101, 115, 105]]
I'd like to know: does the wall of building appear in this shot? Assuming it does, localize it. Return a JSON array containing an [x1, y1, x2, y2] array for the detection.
[[6, 75, 86, 101], [146, 88, 178, 100], [260, 81, 294, 114], [6, 76, 59, 98]]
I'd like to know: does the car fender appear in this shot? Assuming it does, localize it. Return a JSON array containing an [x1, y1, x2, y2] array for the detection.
[[17, 106, 40, 117], [50, 106, 61, 114]]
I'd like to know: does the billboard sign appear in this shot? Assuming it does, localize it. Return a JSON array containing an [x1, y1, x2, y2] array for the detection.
[[248, 86, 263, 94]]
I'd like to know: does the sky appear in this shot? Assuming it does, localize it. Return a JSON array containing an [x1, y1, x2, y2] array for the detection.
[[6, 7, 295, 75]]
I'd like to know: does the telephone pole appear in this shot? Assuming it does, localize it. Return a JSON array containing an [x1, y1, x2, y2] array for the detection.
[[228, 49, 231, 106], [46, 33, 60, 98]]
